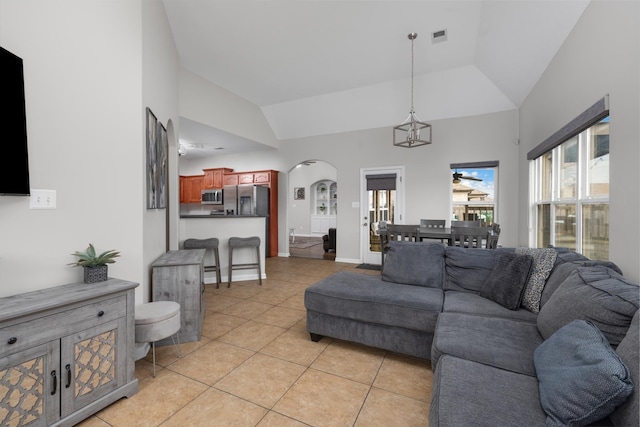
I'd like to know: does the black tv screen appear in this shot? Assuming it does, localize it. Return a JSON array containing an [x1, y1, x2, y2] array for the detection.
[[0, 46, 30, 196]]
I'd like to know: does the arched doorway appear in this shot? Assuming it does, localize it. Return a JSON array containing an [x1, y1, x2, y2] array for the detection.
[[287, 160, 337, 259]]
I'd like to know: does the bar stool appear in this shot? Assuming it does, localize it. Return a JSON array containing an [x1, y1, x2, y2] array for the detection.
[[184, 237, 223, 288], [134, 301, 182, 377], [228, 236, 262, 287]]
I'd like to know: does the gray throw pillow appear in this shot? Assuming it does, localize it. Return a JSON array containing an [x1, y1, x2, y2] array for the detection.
[[479, 252, 533, 310], [534, 320, 633, 426], [515, 247, 557, 313]]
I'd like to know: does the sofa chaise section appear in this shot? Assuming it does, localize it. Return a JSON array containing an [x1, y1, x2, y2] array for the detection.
[[305, 271, 443, 359]]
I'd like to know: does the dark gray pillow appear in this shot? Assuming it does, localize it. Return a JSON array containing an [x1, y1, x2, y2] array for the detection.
[[381, 241, 445, 287], [515, 247, 557, 313], [479, 252, 533, 310], [534, 320, 633, 426], [537, 266, 639, 347]]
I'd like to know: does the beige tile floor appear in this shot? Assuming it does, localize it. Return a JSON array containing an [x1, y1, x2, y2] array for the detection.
[[80, 257, 433, 427]]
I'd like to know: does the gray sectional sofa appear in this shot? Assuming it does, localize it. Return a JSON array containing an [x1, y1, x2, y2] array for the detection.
[[304, 241, 639, 426]]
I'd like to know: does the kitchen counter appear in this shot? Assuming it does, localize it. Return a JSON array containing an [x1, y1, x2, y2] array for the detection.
[[179, 203, 266, 218], [179, 215, 267, 285]]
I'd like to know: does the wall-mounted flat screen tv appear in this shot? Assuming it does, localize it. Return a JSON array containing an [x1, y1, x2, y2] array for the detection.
[[0, 46, 30, 196]]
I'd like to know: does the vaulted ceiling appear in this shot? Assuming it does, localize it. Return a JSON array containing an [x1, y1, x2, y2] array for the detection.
[[163, 0, 590, 156]]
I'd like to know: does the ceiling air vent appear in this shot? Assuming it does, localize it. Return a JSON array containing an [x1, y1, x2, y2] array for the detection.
[[432, 29, 447, 43]]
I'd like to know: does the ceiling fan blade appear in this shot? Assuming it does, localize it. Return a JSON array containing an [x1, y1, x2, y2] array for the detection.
[[461, 175, 483, 182]]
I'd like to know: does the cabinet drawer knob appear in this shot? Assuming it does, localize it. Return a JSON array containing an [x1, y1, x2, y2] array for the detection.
[[7, 337, 17, 345], [97, 310, 105, 317]]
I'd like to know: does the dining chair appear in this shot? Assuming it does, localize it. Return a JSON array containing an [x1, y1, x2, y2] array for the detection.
[[420, 219, 446, 242], [380, 224, 419, 268], [420, 219, 446, 229], [486, 223, 501, 249], [451, 226, 491, 249]]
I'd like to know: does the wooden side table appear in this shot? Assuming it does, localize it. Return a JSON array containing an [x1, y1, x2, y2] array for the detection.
[[151, 249, 205, 344]]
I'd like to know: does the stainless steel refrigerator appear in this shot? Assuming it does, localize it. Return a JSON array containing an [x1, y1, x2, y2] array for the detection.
[[223, 184, 270, 253]]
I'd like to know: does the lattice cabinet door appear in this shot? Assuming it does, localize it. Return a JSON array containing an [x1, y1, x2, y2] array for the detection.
[[59, 318, 126, 418], [0, 341, 60, 427]]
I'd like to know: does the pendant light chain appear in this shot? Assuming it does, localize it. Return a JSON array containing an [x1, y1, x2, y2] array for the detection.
[[410, 33, 415, 113]]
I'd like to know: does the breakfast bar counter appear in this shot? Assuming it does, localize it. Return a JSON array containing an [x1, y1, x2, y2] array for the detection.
[[179, 215, 266, 285]]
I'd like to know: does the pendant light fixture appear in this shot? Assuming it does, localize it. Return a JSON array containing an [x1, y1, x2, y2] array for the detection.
[[393, 33, 432, 148]]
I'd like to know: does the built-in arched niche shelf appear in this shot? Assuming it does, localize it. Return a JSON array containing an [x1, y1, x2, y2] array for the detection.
[[311, 179, 337, 233]]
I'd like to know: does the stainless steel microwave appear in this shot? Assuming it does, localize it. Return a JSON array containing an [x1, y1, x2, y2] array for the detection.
[[201, 189, 223, 204]]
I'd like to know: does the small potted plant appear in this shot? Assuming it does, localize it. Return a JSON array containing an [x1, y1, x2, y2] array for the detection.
[[69, 243, 120, 284]]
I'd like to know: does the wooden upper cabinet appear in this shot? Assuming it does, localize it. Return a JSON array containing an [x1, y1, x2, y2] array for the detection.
[[254, 171, 270, 183], [223, 174, 238, 186], [203, 168, 233, 189], [180, 175, 204, 203], [238, 173, 255, 184]]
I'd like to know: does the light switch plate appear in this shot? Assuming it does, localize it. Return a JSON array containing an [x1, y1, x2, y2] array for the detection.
[[30, 189, 56, 209]]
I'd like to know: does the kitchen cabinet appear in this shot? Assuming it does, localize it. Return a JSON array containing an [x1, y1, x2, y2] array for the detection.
[[223, 174, 238, 186], [181, 168, 279, 258], [152, 249, 205, 344], [0, 279, 138, 426], [180, 175, 205, 203], [203, 168, 233, 189], [238, 173, 255, 184]]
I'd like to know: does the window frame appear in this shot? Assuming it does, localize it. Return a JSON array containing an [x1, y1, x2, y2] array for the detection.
[[529, 107, 610, 259], [450, 161, 498, 225]]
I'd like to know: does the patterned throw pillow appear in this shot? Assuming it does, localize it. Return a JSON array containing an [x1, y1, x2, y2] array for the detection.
[[534, 320, 634, 426], [515, 247, 557, 313]]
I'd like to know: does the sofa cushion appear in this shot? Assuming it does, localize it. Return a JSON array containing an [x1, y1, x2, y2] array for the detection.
[[431, 312, 543, 376], [515, 247, 557, 313], [430, 355, 547, 427], [444, 247, 514, 292], [611, 311, 639, 426], [480, 252, 533, 310], [443, 291, 538, 322], [537, 266, 639, 347], [304, 271, 443, 332], [534, 320, 634, 426], [541, 260, 624, 308], [381, 241, 445, 287]]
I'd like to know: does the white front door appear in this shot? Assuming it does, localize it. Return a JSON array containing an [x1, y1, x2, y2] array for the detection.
[[361, 167, 405, 265]]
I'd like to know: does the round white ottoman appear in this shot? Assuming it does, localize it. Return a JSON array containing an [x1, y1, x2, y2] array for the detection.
[[135, 301, 181, 377]]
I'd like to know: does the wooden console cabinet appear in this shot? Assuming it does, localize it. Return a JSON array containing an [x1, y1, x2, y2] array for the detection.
[[0, 279, 138, 426], [151, 249, 205, 344]]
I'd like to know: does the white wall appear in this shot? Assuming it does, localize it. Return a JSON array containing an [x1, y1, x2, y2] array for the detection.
[[142, 0, 180, 302], [277, 110, 520, 261], [0, 1, 145, 298], [0, 1, 179, 301], [288, 161, 337, 236], [179, 69, 280, 150], [518, 0, 640, 282]]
